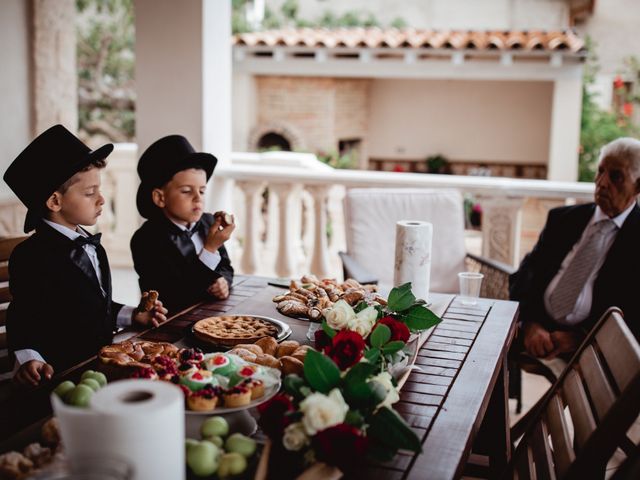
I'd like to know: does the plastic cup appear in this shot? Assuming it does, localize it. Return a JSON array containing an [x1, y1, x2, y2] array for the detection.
[[458, 272, 484, 306]]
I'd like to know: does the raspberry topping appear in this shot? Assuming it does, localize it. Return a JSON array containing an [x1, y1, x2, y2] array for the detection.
[[213, 355, 228, 366], [239, 366, 256, 377]]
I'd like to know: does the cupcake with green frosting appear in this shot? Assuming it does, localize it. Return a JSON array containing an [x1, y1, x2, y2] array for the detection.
[[179, 369, 218, 392], [202, 353, 237, 377]]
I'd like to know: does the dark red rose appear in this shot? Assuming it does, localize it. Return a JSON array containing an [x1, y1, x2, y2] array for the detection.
[[328, 330, 366, 370], [314, 329, 332, 353], [257, 393, 294, 439], [377, 316, 410, 343], [312, 423, 369, 472]]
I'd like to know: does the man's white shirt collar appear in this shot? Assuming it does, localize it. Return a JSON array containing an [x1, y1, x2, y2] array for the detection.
[[592, 202, 635, 229]]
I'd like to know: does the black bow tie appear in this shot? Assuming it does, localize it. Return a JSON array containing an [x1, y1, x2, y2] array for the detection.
[[183, 221, 204, 238], [74, 233, 102, 248]]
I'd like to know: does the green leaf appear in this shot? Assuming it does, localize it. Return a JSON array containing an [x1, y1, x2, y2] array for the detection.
[[401, 305, 442, 332], [283, 374, 306, 400], [370, 324, 391, 348], [382, 341, 405, 355], [364, 348, 381, 365], [366, 441, 397, 463], [387, 282, 416, 312], [321, 319, 336, 339], [344, 409, 365, 428], [344, 380, 387, 408], [303, 349, 341, 393], [344, 362, 378, 388], [353, 301, 368, 314], [368, 407, 422, 453]]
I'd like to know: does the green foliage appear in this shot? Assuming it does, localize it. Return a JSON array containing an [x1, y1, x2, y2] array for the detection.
[[303, 349, 341, 393], [390, 17, 408, 29], [317, 150, 358, 169], [281, 0, 298, 21], [579, 39, 640, 181]]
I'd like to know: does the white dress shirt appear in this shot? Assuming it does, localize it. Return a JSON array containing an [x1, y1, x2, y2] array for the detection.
[[14, 220, 135, 369], [543, 203, 635, 325], [170, 219, 222, 271]]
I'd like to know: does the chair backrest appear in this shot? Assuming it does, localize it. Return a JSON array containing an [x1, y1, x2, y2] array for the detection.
[[508, 307, 640, 479], [343, 188, 467, 293], [0, 236, 29, 381]]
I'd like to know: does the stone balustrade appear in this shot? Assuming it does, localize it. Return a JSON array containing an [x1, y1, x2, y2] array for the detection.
[[0, 145, 596, 280]]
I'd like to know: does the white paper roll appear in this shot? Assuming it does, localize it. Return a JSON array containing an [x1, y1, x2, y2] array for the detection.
[[52, 379, 185, 480], [394, 220, 433, 302]]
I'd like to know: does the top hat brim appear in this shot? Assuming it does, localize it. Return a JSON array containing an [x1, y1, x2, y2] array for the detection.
[[136, 152, 217, 219], [23, 143, 114, 232]]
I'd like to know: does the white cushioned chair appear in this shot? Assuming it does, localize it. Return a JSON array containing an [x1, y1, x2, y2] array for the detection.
[[339, 188, 513, 296]]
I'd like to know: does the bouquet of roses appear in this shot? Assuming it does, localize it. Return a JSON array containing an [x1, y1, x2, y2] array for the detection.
[[257, 283, 442, 474]]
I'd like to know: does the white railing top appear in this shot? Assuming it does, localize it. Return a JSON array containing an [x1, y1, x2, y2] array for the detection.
[[221, 152, 594, 200]]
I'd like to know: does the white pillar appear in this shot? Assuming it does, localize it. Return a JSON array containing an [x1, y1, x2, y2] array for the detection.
[[237, 181, 264, 274], [308, 185, 332, 278], [271, 183, 296, 277], [547, 76, 583, 181], [134, 0, 232, 208]]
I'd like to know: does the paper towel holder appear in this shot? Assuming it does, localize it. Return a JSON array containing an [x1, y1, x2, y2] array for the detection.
[[119, 390, 154, 403]]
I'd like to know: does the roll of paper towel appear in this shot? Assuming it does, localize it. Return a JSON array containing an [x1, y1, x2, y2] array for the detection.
[[52, 379, 185, 480], [394, 220, 433, 302]]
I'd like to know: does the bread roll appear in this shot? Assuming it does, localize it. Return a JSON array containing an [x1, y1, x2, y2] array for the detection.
[[280, 356, 304, 376], [255, 336, 278, 356], [254, 353, 281, 370], [230, 348, 257, 363], [276, 340, 300, 358], [233, 344, 263, 356]]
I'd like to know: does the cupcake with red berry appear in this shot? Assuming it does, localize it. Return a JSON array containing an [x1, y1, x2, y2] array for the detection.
[[228, 365, 259, 387], [245, 378, 265, 400], [151, 355, 179, 381], [178, 347, 204, 366], [129, 366, 159, 380], [180, 369, 219, 392], [202, 353, 237, 377], [223, 384, 252, 408], [187, 385, 220, 411]]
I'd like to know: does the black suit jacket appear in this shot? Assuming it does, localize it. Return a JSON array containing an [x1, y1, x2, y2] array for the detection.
[[130, 213, 234, 315], [510, 202, 640, 339], [7, 222, 123, 372]]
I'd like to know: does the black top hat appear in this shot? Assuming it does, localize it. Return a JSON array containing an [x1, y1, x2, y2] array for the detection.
[[3, 124, 114, 233], [136, 135, 217, 219]]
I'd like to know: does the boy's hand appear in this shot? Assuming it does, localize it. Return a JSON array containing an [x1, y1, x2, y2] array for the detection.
[[207, 277, 230, 300], [15, 360, 54, 387], [204, 213, 235, 253], [133, 299, 168, 329]]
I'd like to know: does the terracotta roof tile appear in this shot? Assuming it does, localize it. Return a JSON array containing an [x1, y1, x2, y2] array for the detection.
[[233, 28, 585, 54]]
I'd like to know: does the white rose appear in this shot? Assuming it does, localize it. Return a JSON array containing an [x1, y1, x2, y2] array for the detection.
[[282, 422, 309, 451], [347, 306, 377, 337], [323, 299, 356, 330], [299, 388, 349, 435], [371, 372, 400, 408]]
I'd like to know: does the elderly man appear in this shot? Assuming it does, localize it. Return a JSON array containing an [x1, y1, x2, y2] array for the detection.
[[511, 137, 640, 360]]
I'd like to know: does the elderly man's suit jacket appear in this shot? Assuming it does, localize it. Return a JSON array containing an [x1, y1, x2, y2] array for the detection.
[[510, 202, 640, 339], [130, 213, 234, 315], [7, 222, 122, 371]]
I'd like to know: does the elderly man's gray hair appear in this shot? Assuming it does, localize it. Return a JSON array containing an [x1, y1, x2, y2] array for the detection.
[[599, 137, 640, 180]]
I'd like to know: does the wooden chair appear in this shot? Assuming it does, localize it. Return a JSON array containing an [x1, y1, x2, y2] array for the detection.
[[505, 307, 640, 479], [0, 236, 29, 386]]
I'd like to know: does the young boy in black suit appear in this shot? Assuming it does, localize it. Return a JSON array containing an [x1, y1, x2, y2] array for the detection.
[[3, 125, 168, 387], [130, 135, 235, 315]]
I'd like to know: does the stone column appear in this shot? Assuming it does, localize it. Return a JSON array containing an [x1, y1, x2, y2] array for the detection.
[[32, 0, 78, 134], [479, 197, 524, 266], [308, 185, 332, 278], [547, 76, 583, 181], [271, 183, 297, 277], [237, 181, 264, 274]]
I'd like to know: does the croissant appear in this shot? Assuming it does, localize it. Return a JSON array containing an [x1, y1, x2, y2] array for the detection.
[[277, 300, 309, 317]]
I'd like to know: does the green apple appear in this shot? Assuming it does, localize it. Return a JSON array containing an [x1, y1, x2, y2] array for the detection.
[[81, 370, 107, 387], [200, 416, 229, 438], [53, 380, 75, 399], [217, 452, 247, 478], [225, 433, 256, 458], [79, 378, 100, 392], [186, 441, 220, 477], [64, 384, 93, 407], [203, 435, 224, 448], [185, 438, 199, 454]]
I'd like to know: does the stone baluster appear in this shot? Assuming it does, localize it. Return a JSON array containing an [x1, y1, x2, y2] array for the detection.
[[478, 197, 524, 266], [237, 181, 265, 275], [271, 183, 297, 277], [307, 185, 332, 278]]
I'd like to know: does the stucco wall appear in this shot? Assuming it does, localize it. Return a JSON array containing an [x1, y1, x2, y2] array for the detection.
[[367, 79, 553, 165], [0, 0, 32, 200]]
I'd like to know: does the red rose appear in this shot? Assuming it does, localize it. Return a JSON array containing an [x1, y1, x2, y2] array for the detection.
[[314, 329, 332, 353], [257, 393, 294, 439], [623, 102, 634, 117], [377, 316, 410, 343], [328, 330, 366, 370], [614, 75, 624, 89], [312, 423, 369, 471]]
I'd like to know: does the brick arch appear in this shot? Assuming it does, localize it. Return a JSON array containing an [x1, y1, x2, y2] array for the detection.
[[248, 122, 306, 152]]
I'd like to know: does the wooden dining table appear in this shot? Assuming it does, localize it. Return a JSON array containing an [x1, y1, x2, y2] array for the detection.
[[0, 275, 519, 479]]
